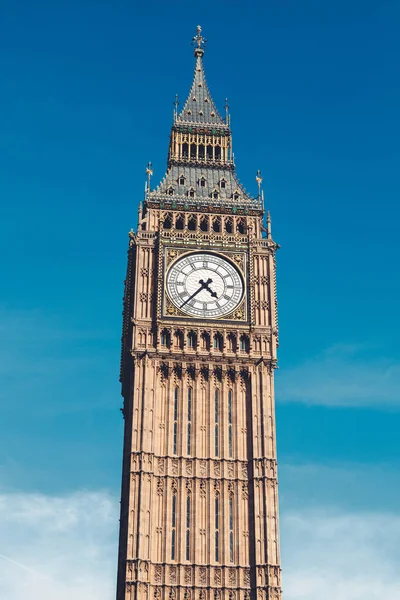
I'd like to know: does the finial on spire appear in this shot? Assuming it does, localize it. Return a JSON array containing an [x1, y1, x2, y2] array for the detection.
[[192, 25, 206, 57], [146, 161, 153, 196], [256, 170, 263, 199], [173, 94, 179, 119], [224, 98, 230, 125], [267, 210, 272, 239]]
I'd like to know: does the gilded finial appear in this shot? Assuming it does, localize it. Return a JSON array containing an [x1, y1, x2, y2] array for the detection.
[[192, 25, 206, 56], [146, 161, 153, 195], [256, 170, 263, 198]]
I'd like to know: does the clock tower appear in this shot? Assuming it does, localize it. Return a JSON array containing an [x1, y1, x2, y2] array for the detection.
[[117, 27, 282, 600]]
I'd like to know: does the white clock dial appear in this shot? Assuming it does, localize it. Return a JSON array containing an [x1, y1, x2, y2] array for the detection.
[[166, 252, 244, 318]]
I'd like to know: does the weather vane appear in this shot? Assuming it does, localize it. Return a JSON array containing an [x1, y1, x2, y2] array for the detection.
[[192, 25, 206, 55]]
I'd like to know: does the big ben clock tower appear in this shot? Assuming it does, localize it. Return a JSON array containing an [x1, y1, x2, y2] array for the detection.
[[117, 27, 282, 600]]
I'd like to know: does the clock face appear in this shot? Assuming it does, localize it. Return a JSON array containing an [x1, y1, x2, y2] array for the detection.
[[166, 252, 244, 319]]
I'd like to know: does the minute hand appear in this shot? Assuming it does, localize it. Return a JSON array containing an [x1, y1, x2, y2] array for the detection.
[[180, 284, 205, 308]]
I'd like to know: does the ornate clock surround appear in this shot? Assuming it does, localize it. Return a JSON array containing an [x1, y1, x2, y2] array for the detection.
[[162, 245, 248, 323]]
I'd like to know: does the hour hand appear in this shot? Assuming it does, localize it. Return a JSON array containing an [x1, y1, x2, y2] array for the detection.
[[204, 284, 218, 299]]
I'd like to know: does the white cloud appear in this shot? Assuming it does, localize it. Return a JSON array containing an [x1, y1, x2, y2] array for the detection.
[[277, 344, 400, 407], [0, 490, 117, 600], [1, 486, 399, 600], [282, 509, 400, 599]]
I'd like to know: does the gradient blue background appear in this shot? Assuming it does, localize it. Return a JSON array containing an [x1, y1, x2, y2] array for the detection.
[[1, 0, 399, 558]]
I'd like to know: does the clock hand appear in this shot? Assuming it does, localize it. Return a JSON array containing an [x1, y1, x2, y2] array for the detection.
[[180, 280, 208, 308], [204, 283, 218, 299]]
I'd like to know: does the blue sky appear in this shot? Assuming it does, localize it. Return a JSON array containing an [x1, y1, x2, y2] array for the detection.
[[1, 1, 400, 598]]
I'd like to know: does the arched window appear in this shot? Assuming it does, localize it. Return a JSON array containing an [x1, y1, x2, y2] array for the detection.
[[225, 217, 233, 233], [186, 495, 191, 560], [174, 330, 184, 350], [182, 143, 189, 158], [227, 333, 236, 352], [171, 493, 177, 559], [190, 143, 196, 159], [176, 214, 184, 230], [187, 331, 196, 348], [200, 216, 209, 232], [198, 144, 205, 159], [167, 187, 174, 196], [160, 330, 170, 347], [206, 145, 213, 160], [179, 175, 186, 185], [212, 217, 221, 233], [215, 389, 219, 457], [163, 214, 172, 229], [237, 218, 246, 234], [187, 388, 192, 455], [188, 215, 197, 230], [220, 179, 226, 189], [215, 495, 220, 562], [199, 176, 206, 187], [239, 335, 249, 352], [201, 331, 210, 351], [215, 146, 221, 160], [214, 333, 223, 351], [229, 496, 234, 562], [228, 389, 233, 458], [173, 387, 179, 455]]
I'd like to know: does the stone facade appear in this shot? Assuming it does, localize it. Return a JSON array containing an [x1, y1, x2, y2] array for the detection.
[[116, 27, 282, 600]]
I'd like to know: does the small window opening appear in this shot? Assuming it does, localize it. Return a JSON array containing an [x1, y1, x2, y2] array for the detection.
[[225, 218, 233, 233], [199, 177, 206, 187], [163, 214, 172, 229], [179, 176, 185, 185], [237, 219, 246, 234], [213, 218, 221, 233], [188, 215, 197, 230], [176, 215, 184, 230], [167, 187, 174, 196], [200, 216, 209, 232]]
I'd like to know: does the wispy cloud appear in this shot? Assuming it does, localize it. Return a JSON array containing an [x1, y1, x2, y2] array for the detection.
[[282, 509, 400, 599], [0, 486, 399, 600], [278, 344, 400, 408], [0, 489, 117, 600]]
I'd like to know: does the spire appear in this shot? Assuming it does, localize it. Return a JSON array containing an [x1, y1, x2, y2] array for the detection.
[[176, 26, 225, 126]]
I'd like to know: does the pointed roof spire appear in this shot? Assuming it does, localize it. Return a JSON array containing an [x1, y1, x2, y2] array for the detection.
[[176, 26, 225, 126]]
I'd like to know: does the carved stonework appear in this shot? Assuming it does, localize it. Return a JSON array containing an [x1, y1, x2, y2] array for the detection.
[[169, 566, 177, 584], [199, 567, 207, 585], [154, 566, 162, 584]]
